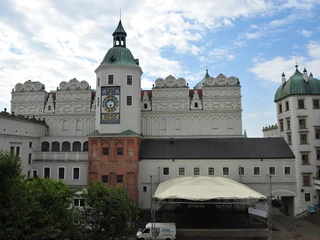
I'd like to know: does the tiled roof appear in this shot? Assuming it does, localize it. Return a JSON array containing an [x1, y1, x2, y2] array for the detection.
[[139, 138, 294, 159], [100, 47, 139, 67]]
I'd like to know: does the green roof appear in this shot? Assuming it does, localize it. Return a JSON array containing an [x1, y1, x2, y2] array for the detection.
[[274, 68, 320, 102], [194, 70, 210, 89], [101, 47, 139, 67], [113, 20, 127, 36]]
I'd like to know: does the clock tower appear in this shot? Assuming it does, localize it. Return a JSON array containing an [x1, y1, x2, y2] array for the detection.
[[88, 20, 142, 203]]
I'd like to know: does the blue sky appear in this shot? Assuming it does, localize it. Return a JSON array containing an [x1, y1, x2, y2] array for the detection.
[[0, 0, 320, 137]]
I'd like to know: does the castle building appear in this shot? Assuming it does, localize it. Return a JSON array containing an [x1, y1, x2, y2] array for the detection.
[[264, 66, 320, 215], [0, 20, 299, 215]]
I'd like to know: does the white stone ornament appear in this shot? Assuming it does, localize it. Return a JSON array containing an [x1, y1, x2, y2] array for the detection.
[[155, 78, 165, 88], [216, 74, 227, 86], [80, 80, 89, 90], [15, 83, 23, 92], [165, 75, 176, 87], [69, 78, 79, 90], [177, 78, 186, 87], [205, 77, 216, 86], [24, 80, 33, 92], [33, 81, 42, 91], [228, 76, 238, 86], [59, 81, 68, 91]]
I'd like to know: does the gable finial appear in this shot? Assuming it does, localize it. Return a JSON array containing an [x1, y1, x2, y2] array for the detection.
[[295, 54, 298, 69]]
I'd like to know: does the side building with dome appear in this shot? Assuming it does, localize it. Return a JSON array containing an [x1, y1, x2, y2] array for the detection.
[[0, 20, 301, 215], [263, 66, 320, 215]]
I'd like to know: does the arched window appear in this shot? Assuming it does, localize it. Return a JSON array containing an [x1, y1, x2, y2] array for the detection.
[[41, 142, 49, 152], [62, 142, 70, 151], [72, 141, 81, 152], [52, 141, 60, 152], [195, 102, 198, 108], [83, 141, 88, 152], [144, 103, 148, 109], [48, 105, 51, 111]]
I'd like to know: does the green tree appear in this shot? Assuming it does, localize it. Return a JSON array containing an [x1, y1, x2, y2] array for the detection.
[[83, 182, 139, 240], [0, 150, 79, 239]]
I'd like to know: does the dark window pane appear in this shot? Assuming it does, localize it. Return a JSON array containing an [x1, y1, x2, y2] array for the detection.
[[117, 175, 123, 183], [73, 168, 80, 180], [127, 75, 132, 85], [102, 175, 108, 183], [72, 142, 81, 151], [103, 148, 109, 155], [117, 148, 123, 156]]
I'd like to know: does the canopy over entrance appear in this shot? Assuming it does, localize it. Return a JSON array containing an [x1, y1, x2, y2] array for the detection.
[[155, 176, 265, 201]]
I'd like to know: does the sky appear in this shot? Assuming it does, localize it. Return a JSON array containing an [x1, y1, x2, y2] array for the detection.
[[0, 0, 320, 137]]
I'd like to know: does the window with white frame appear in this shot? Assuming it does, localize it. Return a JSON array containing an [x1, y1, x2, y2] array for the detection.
[[108, 75, 114, 85], [238, 167, 245, 176], [284, 167, 291, 175], [269, 167, 276, 176], [44, 167, 50, 178], [57, 167, 65, 180], [223, 167, 229, 176], [193, 167, 200, 176], [305, 193, 311, 202], [163, 167, 169, 176], [142, 185, 148, 193], [208, 167, 214, 176], [178, 167, 185, 176], [74, 198, 84, 207], [73, 167, 80, 180], [127, 75, 132, 85], [253, 167, 260, 176]]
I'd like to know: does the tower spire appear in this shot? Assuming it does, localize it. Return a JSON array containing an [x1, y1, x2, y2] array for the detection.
[[112, 19, 127, 47]]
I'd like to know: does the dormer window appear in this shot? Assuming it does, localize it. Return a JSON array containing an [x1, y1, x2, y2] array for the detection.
[[195, 102, 198, 108], [48, 106, 51, 111], [144, 103, 148, 109]]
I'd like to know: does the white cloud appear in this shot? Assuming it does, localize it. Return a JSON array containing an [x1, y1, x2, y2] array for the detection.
[[298, 29, 312, 38], [243, 113, 260, 119]]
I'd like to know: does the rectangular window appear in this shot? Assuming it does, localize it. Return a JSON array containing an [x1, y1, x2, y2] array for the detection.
[[287, 133, 292, 145], [269, 167, 276, 176], [117, 175, 123, 183], [278, 104, 282, 113], [103, 147, 109, 156], [286, 119, 291, 130], [58, 167, 65, 180], [97, 97, 99, 107], [73, 167, 80, 180], [239, 167, 245, 176], [33, 170, 38, 178], [28, 170, 31, 178], [16, 146, 20, 156], [28, 154, 32, 164], [193, 167, 200, 175], [299, 118, 306, 129], [10, 146, 14, 154], [208, 167, 214, 176], [44, 167, 50, 178], [178, 167, 185, 176], [74, 198, 84, 207], [316, 148, 320, 160], [253, 167, 260, 176], [302, 174, 311, 186], [117, 147, 123, 156], [127, 96, 132, 106], [223, 167, 229, 176], [300, 133, 308, 144], [108, 75, 114, 85], [163, 167, 169, 176], [279, 119, 284, 131], [313, 99, 319, 109], [29, 142, 32, 148], [142, 185, 148, 193], [301, 153, 309, 165], [127, 75, 132, 85], [305, 193, 311, 202], [315, 128, 320, 139], [285, 101, 289, 111], [284, 167, 291, 175], [298, 99, 305, 109], [102, 175, 108, 183], [98, 77, 100, 87]]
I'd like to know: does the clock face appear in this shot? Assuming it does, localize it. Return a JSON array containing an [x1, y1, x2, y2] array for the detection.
[[103, 95, 119, 112]]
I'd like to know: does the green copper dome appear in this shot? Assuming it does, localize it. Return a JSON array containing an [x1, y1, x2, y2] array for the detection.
[[194, 70, 210, 89], [100, 20, 140, 67], [101, 47, 139, 67], [274, 68, 320, 102]]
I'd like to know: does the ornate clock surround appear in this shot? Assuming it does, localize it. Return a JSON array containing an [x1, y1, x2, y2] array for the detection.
[[100, 86, 121, 124]]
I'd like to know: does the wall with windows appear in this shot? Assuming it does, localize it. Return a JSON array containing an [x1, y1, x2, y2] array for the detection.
[[138, 158, 296, 209], [0, 113, 46, 176]]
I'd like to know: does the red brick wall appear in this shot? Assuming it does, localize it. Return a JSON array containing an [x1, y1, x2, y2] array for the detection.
[[88, 136, 141, 203]]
